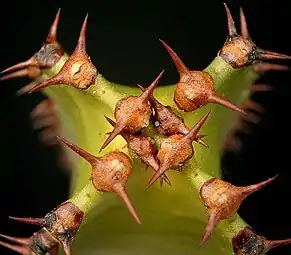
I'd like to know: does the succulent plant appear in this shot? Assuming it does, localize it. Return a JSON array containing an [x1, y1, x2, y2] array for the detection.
[[1, 3, 291, 255]]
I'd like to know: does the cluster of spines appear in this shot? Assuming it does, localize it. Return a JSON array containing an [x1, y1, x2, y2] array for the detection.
[[2, 3, 291, 255], [1, 9, 63, 83]]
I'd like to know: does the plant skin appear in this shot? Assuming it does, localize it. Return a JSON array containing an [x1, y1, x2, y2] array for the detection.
[[2, 3, 291, 255]]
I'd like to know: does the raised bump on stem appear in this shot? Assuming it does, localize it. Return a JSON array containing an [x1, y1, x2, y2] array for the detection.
[[99, 70, 164, 152], [0, 9, 63, 81], [104, 115, 171, 186], [200, 176, 277, 245], [0, 229, 59, 255], [137, 84, 190, 136], [57, 136, 141, 224], [10, 201, 83, 255], [146, 112, 210, 189], [233, 227, 291, 254], [220, 3, 291, 68], [160, 39, 245, 114]]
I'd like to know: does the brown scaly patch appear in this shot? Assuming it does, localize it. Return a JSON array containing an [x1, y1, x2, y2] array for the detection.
[[105, 116, 171, 187], [199, 176, 277, 245], [0, 228, 59, 255], [146, 112, 210, 189], [100, 71, 164, 152], [56, 136, 141, 225], [9, 201, 84, 255], [232, 227, 291, 254], [27, 15, 98, 93], [137, 84, 208, 148], [219, 3, 291, 68], [0, 9, 64, 81], [159, 39, 246, 114]]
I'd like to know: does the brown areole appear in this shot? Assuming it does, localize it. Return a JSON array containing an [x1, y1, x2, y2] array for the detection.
[[99, 70, 164, 152], [219, 3, 291, 68], [146, 112, 210, 188], [56, 135, 141, 225], [159, 39, 246, 114], [1, 9, 64, 81], [199, 176, 277, 245], [9, 201, 83, 255], [0, 229, 59, 255], [232, 227, 291, 254], [105, 115, 171, 186], [137, 84, 208, 147]]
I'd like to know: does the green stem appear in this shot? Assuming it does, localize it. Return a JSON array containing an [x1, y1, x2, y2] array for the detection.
[[37, 52, 260, 254]]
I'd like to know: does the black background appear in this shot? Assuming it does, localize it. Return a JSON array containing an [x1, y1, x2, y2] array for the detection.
[[0, 0, 291, 254]]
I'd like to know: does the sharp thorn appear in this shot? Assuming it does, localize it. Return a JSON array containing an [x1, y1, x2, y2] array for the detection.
[[159, 39, 189, 75], [223, 2, 237, 36], [114, 185, 141, 224], [138, 70, 164, 102], [56, 135, 98, 164]]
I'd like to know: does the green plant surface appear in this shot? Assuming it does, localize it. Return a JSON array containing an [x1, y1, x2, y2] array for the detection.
[[39, 52, 257, 255]]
